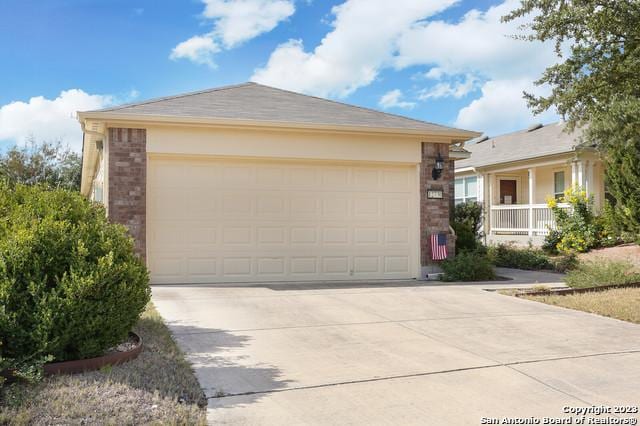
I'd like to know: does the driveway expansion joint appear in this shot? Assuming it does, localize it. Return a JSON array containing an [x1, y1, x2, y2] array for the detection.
[[205, 348, 640, 400], [170, 310, 568, 336]]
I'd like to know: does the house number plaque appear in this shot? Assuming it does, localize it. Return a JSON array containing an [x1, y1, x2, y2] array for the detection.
[[427, 190, 443, 199]]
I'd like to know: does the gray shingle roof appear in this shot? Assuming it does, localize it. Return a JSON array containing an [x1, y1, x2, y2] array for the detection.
[[85, 82, 476, 135], [455, 122, 583, 169]]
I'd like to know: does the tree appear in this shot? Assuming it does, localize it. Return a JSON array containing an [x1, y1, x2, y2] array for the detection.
[[503, 1, 640, 236], [0, 139, 81, 191]]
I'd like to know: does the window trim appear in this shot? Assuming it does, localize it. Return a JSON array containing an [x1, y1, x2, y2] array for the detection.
[[553, 170, 565, 200], [455, 176, 478, 204]]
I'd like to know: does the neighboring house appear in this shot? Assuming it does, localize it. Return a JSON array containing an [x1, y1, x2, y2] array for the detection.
[[79, 82, 478, 284], [454, 122, 605, 246]]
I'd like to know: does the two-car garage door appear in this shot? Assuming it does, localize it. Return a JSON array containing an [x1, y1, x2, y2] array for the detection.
[[147, 157, 419, 284]]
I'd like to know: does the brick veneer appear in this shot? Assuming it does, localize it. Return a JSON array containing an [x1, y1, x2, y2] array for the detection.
[[420, 142, 456, 269], [108, 128, 146, 260]]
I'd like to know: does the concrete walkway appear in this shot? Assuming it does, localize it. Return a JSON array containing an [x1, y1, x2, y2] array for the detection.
[[153, 276, 640, 425]]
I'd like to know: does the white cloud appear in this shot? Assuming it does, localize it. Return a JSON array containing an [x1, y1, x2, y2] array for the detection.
[[454, 79, 558, 135], [418, 75, 479, 100], [170, 35, 220, 67], [395, 0, 555, 80], [252, 0, 457, 98], [393, 0, 560, 133], [379, 89, 416, 110], [0, 89, 114, 152], [423, 67, 445, 80], [203, 0, 295, 48], [171, 0, 294, 66]]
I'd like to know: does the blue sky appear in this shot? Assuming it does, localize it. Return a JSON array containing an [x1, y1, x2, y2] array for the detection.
[[0, 0, 559, 151]]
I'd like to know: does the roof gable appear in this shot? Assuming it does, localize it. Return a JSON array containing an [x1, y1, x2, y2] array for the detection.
[[83, 82, 476, 136]]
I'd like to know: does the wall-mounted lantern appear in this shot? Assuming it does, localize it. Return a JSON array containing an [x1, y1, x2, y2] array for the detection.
[[431, 152, 445, 180]]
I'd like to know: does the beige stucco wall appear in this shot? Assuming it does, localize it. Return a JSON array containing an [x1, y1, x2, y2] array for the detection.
[[534, 164, 572, 204], [146, 125, 424, 164]]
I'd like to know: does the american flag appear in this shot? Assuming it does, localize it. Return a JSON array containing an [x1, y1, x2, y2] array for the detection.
[[430, 233, 448, 260]]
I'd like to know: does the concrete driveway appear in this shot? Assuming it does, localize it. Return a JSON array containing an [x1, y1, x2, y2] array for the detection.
[[152, 272, 640, 425]]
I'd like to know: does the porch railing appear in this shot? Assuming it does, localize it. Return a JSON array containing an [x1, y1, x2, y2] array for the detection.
[[489, 203, 570, 236]]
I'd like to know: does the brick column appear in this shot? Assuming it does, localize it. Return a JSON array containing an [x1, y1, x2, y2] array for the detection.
[[108, 128, 146, 260], [420, 142, 455, 274]]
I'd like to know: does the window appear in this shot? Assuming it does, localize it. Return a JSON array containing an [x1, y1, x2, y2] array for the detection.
[[455, 176, 478, 204], [554, 171, 565, 200], [93, 182, 103, 203]]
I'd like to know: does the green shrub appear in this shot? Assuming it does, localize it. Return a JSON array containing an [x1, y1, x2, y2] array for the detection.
[[564, 260, 640, 289], [451, 221, 479, 253], [487, 244, 553, 271], [545, 186, 601, 254], [451, 201, 484, 254], [550, 253, 579, 273], [441, 251, 496, 282], [452, 201, 483, 236], [0, 184, 150, 378]]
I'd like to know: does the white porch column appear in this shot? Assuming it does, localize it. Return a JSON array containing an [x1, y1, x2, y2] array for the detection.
[[528, 168, 536, 236], [486, 173, 493, 236], [571, 161, 578, 187], [584, 160, 594, 197], [577, 160, 585, 189]]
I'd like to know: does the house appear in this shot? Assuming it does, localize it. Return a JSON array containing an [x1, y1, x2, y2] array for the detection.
[[79, 82, 479, 284], [454, 122, 605, 246]]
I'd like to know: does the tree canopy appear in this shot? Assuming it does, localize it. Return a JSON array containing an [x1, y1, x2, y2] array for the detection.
[[0, 139, 81, 191], [504, 0, 640, 236]]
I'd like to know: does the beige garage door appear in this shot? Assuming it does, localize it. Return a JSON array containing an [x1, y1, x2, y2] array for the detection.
[[147, 157, 419, 284]]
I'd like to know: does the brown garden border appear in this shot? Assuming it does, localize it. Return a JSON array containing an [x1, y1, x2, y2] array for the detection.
[[2, 332, 142, 381], [515, 282, 640, 297], [43, 332, 143, 375]]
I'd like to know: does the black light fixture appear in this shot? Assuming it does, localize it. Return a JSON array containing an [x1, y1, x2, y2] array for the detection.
[[432, 152, 445, 180]]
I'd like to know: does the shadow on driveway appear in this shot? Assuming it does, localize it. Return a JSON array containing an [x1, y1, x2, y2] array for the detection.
[[164, 323, 292, 408]]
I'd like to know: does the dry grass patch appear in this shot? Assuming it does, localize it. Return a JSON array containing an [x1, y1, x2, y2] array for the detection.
[[524, 288, 640, 324], [0, 303, 207, 425]]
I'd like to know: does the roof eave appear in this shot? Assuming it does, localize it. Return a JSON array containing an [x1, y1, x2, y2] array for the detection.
[[77, 111, 481, 141]]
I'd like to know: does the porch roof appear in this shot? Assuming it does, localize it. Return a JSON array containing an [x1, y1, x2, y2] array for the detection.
[[455, 122, 584, 170]]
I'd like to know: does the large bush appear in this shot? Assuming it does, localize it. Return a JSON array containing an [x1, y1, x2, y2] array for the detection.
[[0, 184, 150, 377], [451, 201, 483, 253], [544, 186, 601, 254], [441, 251, 496, 282]]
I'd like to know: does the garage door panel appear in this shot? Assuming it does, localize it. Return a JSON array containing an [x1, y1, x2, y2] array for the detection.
[[290, 227, 318, 244], [222, 227, 253, 245], [290, 167, 320, 187], [322, 256, 350, 274], [322, 197, 350, 217], [186, 258, 217, 277], [385, 256, 410, 273], [354, 228, 380, 244], [222, 257, 252, 276], [257, 194, 287, 216], [257, 257, 286, 275], [222, 165, 255, 186], [148, 158, 418, 283], [222, 194, 254, 216]]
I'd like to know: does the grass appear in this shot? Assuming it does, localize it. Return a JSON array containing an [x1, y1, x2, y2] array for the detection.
[[0, 303, 207, 425], [564, 259, 640, 288], [524, 288, 640, 324]]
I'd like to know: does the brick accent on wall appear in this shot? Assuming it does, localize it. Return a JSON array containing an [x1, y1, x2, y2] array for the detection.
[[420, 142, 456, 267], [108, 128, 147, 260]]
